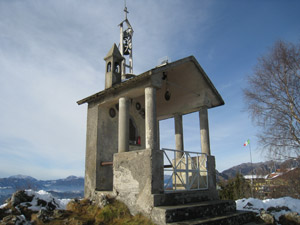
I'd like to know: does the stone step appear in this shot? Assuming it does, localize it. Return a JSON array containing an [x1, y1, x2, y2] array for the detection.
[[166, 211, 256, 225], [243, 222, 267, 225], [152, 200, 237, 223], [153, 190, 219, 207]]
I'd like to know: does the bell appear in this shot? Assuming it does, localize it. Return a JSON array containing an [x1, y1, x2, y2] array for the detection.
[[165, 91, 171, 101]]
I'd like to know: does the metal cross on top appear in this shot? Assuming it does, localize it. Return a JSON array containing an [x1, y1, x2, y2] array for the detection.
[[124, 1, 129, 20]]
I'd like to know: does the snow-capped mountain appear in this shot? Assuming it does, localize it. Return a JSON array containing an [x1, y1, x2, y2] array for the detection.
[[0, 175, 84, 204], [8, 175, 37, 180]]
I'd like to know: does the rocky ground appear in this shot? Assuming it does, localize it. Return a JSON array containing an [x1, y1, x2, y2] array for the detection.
[[237, 197, 300, 225], [1, 190, 300, 225], [0, 190, 154, 225]]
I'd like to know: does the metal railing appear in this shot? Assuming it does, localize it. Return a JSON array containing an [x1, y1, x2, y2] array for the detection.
[[162, 148, 208, 192]]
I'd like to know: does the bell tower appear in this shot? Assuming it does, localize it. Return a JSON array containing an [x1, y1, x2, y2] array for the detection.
[[104, 43, 124, 89], [119, 2, 134, 79]]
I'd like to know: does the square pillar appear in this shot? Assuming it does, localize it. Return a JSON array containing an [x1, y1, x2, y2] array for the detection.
[[118, 97, 129, 152], [145, 87, 157, 150], [199, 107, 211, 155]]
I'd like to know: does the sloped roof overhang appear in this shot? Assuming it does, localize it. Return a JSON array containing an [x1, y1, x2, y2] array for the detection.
[[77, 56, 224, 116]]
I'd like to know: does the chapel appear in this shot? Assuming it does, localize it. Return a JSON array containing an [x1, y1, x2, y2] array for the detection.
[[77, 5, 256, 225]]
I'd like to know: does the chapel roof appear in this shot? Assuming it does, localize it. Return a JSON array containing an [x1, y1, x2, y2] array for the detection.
[[77, 56, 224, 119]]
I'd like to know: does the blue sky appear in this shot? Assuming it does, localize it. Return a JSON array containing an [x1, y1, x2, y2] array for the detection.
[[0, 0, 300, 179]]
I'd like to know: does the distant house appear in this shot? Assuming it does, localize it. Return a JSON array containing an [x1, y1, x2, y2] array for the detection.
[[243, 175, 268, 195], [244, 168, 300, 199], [265, 168, 300, 199]]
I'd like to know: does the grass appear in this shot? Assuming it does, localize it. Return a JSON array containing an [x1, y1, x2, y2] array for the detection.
[[32, 198, 155, 225]]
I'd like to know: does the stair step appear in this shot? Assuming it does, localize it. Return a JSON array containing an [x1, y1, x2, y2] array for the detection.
[[243, 222, 267, 225], [153, 190, 219, 207], [166, 211, 255, 225], [153, 200, 236, 223]]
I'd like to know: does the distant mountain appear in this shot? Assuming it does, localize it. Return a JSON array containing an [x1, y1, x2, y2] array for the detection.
[[8, 175, 37, 180], [2, 156, 299, 204], [0, 175, 84, 204], [217, 157, 300, 182]]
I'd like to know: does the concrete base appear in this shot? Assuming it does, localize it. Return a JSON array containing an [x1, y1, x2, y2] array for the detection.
[[91, 149, 219, 224], [113, 149, 164, 215], [88, 151, 234, 225]]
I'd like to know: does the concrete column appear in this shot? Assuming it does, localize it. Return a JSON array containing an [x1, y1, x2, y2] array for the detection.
[[145, 87, 157, 149], [118, 97, 129, 152], [199, 107, 211, 155], [174, 114, 184, 158]]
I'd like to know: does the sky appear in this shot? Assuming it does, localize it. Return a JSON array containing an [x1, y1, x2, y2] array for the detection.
[[0, 0, 300, 180]]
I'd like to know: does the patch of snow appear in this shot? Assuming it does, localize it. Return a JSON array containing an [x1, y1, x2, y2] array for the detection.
[[236, 197, 300, 220], [270, 173, 282, 179], [50, 189, 63, 192], [0, 203, 8, 209], [244, 175, 268, 179], [66, 175, 78, 180], [59, 198, 72, 208], [24, 189, 71, 210], [0, 186, 12, 189], [15, 214, 31, 225], [9, 175, 35, 180]]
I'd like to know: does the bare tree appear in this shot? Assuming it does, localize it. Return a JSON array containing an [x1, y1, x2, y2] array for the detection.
[[243, 40, 300, 159]]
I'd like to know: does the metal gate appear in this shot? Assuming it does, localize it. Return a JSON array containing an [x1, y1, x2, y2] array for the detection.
[[162, 148, 208, 191]]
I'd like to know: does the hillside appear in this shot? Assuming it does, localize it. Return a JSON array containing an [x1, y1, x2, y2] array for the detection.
[[217, 157, 300, 181]]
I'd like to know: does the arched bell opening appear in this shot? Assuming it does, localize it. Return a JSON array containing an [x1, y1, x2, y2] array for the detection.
[[107, 62, 112, 72], [114, 62, 120, 73]]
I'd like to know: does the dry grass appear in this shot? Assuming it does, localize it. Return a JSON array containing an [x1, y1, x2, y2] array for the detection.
[[32, 198, 155, 225]]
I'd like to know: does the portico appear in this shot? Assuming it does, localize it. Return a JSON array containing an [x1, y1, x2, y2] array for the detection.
[[78, 54, 224, 216]]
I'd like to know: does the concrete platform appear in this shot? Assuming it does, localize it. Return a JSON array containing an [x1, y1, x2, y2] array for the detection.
[[153, 200, 236, 223], [153, 190, 219, 207], [151, 198, 257, 225], [166, 211, 256, 225]]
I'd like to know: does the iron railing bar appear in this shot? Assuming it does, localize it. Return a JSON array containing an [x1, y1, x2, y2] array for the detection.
[[175, 155, 185, 170], [169, 169, 200, 172], [174, 151, 177, 190], [162, 148, 207, 156], [175, 173, 186, 187], [185, 152, 189, 190], [197, 156, 200, 189], [164, 151, 173, 168]]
